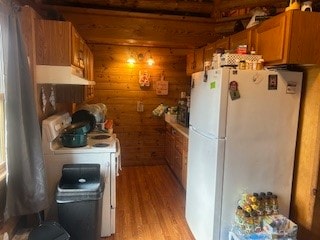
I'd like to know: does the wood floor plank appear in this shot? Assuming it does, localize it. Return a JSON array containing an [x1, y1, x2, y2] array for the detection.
[[102, 165, 195, 240]]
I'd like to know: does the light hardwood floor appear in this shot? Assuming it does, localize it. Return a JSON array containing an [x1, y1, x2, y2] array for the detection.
[[13, 165, 195, 240], [104, 165, 195, 240]]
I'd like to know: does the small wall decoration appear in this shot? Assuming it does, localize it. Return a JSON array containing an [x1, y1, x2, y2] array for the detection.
[[139, 70, 151, 89], [41, 86, 47, 113], [49, 86, 56, 110], [155, 71, 168, 95]]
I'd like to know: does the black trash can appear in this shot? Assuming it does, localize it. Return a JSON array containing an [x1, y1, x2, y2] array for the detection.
[[28, 221, 70, 240], [56, 164, 104, 240]]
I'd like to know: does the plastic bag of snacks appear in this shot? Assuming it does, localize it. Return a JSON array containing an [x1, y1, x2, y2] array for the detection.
[[152, 103, 168, 117]]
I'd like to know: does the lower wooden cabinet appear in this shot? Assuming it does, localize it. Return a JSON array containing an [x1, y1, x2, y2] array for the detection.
[[165, 123, 188, 189]]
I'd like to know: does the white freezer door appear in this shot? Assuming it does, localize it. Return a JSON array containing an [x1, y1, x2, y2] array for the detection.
[[186, 128, 225, 240], [189, 69, 230, 138], [219, 69, 302, 240]]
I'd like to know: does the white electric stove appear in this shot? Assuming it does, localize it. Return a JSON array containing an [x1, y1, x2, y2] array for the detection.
[[42, 112, 120, 237]]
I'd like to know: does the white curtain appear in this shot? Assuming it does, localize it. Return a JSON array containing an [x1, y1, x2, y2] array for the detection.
[[1, 0, 48, 219]]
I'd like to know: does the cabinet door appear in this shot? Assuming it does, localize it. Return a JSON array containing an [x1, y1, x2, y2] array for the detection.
[[229, 29, 254, 53], [83, 44, 94, 80], [174, 130, 184, 183], [174, 149, 183, 181], [186, 51, 195, 76], [181, 137, 188, 189], [215, 37, 230, 51], [71, 27, 85, 68], [35, 19, 72, 65], [254, 13, 287, 63], [288, 11, 320, 65], [194, 47, 204, 72], [165, 129, 175, 170], [204, 42, 216, 63]]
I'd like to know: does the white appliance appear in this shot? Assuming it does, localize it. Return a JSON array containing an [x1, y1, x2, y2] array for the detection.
[[42, 113, 121, 237], [185, 68, 302, 240]]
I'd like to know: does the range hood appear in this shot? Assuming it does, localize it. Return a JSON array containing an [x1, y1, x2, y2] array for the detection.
[[35, 65, 95, 85]]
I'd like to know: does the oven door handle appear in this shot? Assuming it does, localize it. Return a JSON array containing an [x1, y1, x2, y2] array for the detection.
[[115, 138, 121, 176]]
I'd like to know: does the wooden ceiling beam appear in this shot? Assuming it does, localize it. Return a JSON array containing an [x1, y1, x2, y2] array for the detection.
[[40, 0, 215, 17], [217, 0, 288, 11]]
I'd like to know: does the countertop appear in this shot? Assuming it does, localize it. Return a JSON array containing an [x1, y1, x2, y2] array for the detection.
[[165, 120, 189, 138]]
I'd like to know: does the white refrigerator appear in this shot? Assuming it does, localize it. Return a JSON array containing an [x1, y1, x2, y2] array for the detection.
[[185, 68, 302, 240]]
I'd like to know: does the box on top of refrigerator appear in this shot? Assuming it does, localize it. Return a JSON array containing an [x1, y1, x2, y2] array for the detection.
[[220, 53, 262, 66]]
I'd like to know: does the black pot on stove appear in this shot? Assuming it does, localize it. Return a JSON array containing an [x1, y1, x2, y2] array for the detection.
[[61, 121, 91, 148], [71, 110, 96, 132], [61, 133, 88, 148]]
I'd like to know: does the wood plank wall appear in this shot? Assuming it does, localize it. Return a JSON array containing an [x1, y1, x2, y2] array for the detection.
[[291, 67, 320, 240], [90, 44, 191, 166]]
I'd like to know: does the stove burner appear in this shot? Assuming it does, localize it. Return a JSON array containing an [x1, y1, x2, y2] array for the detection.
[[93, 143, 110, 148], [91, 135, 110, 140]]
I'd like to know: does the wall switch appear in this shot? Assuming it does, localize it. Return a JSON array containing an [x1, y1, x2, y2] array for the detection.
[[137, 101, 144, 112]]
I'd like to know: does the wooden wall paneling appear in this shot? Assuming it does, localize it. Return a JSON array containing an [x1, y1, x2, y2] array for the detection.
[[217, 0, 288, 10], [42, 0, 214, 16], [291, 67, 320, 240], [52, 6, 216, 48], [91, 44, 190, 166]]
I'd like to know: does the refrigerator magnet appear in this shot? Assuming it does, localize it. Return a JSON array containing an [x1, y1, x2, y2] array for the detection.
[[286, 81, 297, 94], [210, 81, 216, 89], [229, 81, 240, 100], [268, 75, 278, 90]]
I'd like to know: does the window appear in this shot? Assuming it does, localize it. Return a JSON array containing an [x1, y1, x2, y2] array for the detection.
[[0, 22, 6, 182]]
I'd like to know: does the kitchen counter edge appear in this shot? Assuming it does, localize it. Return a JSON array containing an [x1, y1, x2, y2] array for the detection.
[[165, 120, 189, 138]]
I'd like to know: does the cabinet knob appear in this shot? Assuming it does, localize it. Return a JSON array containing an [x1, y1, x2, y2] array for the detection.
[[313, 188, 318, 196]]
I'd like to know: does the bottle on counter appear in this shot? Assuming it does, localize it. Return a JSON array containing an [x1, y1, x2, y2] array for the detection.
[[234, 205, 245, 230], [256, 196, 265, 216], [264, 195, 273, 215], [251, 211, 261, 233], [243, 212, 255, 234], [271, 194, 279, 214]]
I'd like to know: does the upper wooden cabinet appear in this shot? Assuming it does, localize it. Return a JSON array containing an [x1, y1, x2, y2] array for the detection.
[[186, 47, 205, 75], [229, 29, 255, 53], [187, 38, 229, 75], [187, 11, 320, 75], [194, 47, 205, 72], [35, 19, 95, 102], [35, 19, 93, 76], [186, 51, 195, 76], [214, 37, 230, 51], [254, 10, 320, 65], [35, 19, 72, 66], [204, 42, 215, 63], [72, 29, 85, 69]]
